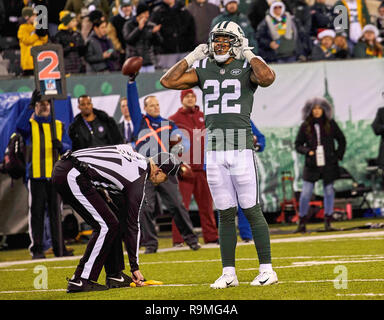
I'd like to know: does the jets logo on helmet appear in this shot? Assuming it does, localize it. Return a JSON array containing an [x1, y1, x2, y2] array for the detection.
[[209, 21, 245, 61]]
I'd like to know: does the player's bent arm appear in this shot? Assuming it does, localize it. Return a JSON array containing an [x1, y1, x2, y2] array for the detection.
[[160, 59, 199, 90], [249, 57, 276, 87]]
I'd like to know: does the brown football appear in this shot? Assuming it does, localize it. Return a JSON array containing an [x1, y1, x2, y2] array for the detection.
[[122, 56, 143, 76]]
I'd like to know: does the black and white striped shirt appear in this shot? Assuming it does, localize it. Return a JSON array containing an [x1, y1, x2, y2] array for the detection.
[[72, 144, 149, 194], [70, 144, 149, 272]]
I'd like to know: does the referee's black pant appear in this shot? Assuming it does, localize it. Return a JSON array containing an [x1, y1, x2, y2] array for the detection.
[[52, 159, 120, 282]]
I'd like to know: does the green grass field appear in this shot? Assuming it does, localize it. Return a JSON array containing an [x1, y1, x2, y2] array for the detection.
[[1, 218, 383, 301]]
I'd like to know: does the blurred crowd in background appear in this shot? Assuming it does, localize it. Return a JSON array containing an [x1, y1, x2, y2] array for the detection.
[[0, 0, 383, 76]]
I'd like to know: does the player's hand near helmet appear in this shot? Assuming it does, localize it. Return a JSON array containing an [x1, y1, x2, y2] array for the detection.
[[184, 44, 209, 68], [234, 37, 255, 61], [235, 36, 271, 71]]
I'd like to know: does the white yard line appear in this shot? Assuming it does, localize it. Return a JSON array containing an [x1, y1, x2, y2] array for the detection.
[[336, 293, 384, 297], [3, 254, 384, 272], [0, 289, 66, 294], [241, 258, 384, 270], [0, 265, 76, 272], [269, 231, 384, 243], [1, 231, 383, 269], [318, 237, 384, 242], [279, 279, 384, 283], [1, 279, 384, 295]]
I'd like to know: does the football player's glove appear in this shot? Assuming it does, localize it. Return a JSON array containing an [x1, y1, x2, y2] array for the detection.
[[233, 37, 254, 60], [184, 44, 209, 68]]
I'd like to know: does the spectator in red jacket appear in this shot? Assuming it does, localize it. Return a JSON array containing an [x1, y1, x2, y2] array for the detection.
[[169, 89, 219, 246]]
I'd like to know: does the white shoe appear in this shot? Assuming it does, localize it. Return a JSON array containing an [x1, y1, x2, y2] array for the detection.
[[210, 273, 239, 289], [250, 270, 278, 286]]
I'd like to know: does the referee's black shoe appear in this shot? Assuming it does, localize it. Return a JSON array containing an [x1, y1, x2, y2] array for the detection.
[[67, 277, 108, 293], [106, 272, 133, 289]]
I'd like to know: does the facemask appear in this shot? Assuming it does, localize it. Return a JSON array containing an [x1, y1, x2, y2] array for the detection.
[[213, 52, 231, 63]]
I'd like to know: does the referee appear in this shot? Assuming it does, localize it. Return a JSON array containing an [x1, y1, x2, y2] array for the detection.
[[52, 144, 182, 293]]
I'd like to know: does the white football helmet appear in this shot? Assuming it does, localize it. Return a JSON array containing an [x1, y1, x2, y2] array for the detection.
[[208, 21, 245, 61]]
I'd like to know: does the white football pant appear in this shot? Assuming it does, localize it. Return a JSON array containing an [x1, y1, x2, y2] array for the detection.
[[206, 149, 260, 211]]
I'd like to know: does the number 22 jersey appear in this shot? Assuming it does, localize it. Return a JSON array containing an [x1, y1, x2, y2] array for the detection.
[[194, 57, 258, 151]]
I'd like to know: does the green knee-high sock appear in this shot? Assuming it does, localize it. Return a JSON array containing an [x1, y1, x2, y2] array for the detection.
[[242, 204, 272, 264], [218, 207, 237, 268]]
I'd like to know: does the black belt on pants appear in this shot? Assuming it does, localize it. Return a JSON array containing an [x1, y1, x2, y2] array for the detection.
[[62, 151, 118, 212]]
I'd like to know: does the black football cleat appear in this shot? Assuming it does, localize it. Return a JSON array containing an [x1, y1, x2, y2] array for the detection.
[[106, 272, 133, 289], [67, 277, 108, 293]]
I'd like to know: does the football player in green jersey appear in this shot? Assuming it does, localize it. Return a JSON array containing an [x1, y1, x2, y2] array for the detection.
[[161, 21, 278, 288]]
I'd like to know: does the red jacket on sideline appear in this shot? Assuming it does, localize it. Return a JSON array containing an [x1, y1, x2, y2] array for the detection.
[[169, 106, 206, 171]]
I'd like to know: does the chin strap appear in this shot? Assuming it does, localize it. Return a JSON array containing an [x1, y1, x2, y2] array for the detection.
[[213, 52, 231, 63]]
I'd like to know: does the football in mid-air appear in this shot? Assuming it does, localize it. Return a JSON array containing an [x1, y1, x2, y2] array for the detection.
[[122, 56, 143, 76]]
